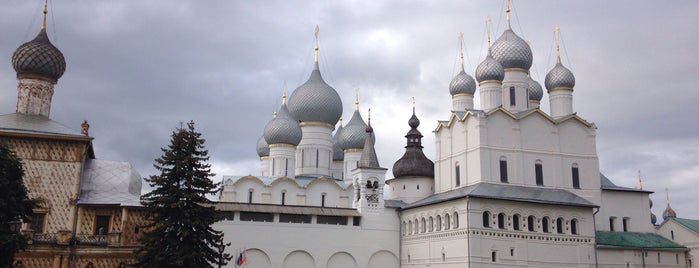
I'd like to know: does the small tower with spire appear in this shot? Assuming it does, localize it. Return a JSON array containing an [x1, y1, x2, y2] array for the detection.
[[12, 0, 66, 117], [449, 33, 477, 111], [545, 25, 576, 118], [476, 16, 505, 111], [351, 109, 388, 213]]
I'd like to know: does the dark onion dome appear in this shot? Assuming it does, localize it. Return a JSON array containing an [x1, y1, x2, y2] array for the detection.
[[527, 76, 543, 101], [332, 123, 344, 161], [545, 61, 576, 90], [475, 50, 505, 83], [449, 67, 476, 96], [651, 212, 657, 225], [12, 28, 66, 82], [662, 204, 677, 221], [256, 135, 269, 157], [490, 29, 533, 71], [339, 109, 369, 150], [263, 103, 302, 146], [287, 62, 343, 125], [392, 109, 434, 178]]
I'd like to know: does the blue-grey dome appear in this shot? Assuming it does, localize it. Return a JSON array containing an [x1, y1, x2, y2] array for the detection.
[[449, 68, 476, 95], [339, 110, 369, 150], [490, 29, 533, 70], [527, 76, 543, 101], [662, 204, 677, 221], [263, 103, 302, 145], [256, 135, 269, 157], [545, 62, 575, 90], [332, 124, 344, 161], [475, 52, 505, 83], [12, 29, 66, 82], [288, 62, 343, 125]]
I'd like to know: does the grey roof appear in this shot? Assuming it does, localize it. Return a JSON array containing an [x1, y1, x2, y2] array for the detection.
[[263, 103, 302, 146], [527, 76, 544, 101], [490, 29, 533, 70], [402, 182, 597, 209], [78, 159, 142, 206], [339, 110, 368, 150], [384, 199, 407, 208], [600, 173, 652, 193], [0, 113, 87, 139], [449, 68, 476, 95], [475, 51, 505, 82], [256, 135, 269, 157], [332, 124, 344, 161], [358, 124, 381, 168], [545, 62, 576, 90], [12, 29, 66, 81], [214, 202, 361, 216], [287, 62, 343, 125]]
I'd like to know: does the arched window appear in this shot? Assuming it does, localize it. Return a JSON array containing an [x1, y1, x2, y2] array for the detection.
[[248, 189, 254, 203], [498, 213, 506, 229], [483, 211, 491, 228], [453, 212, 459, 229], [535, 160, 544, 186], [436, 215, 442, 231], [281, 191, 286, 205], [513, 214, 521, 231], [414, 220, 419, 234], [572, 163, 580, 189], [556, 218, 564, 234], [421, 218, 426, 233], [571, 219, 578, 235], [402, 221, 406, 235], [321, 193, 327, 207], [429, 217, 434, 232], [499, 156, 508, 183], [542, 217, 550, 233], [409, 221, 413, 235], [455, 163, 461, 186], [528, 216, 535, 232], [445, 214, 451, 230]]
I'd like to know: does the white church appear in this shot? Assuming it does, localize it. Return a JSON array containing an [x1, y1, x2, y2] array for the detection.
[[214, 3, 693, 268]]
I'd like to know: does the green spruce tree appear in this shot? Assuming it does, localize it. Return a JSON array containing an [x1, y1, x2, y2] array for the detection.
[[0, 144, 36, 268], [135, 121, 230, 268]]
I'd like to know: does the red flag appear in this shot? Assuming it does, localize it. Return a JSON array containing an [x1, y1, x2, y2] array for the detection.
[[237, 251, 244, 266]]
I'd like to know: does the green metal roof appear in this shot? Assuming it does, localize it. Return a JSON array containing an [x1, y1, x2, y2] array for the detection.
[[674, 218, 699, 234], [596, 231, 687, 250]]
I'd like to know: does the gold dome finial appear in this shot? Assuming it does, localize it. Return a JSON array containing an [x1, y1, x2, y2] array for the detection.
[[314, 25, 320, 63], [486, 16, 492, 48], [41, 0, 48, 30], [554, 24, 561, 64], [355, 87, 360, 111], [338, 117, 343, 126], [458, 32, 464, 70], [505, 0, 511, 29], [282, 92, 287, 105]]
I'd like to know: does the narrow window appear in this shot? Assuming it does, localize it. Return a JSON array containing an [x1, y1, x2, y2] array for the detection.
[[30, 213, 46, 233], [500, 157, 508, 183], [248, 190, 253, 204], [415, 220, 419, 234], [272, 158, 276, 175], [658, 253, 661, 264], [316, 149, 319, 168], [498, 213, 506, 229], [421, 218, 426, 233], [442, 253, 446, 262], [671, 230, 674, 240], [417, 184, 420, 190], [535, 160, 544, 186], [542, 217, 550, 233], [572, 164, 580, 189], [556, 218, 564, 234], [95, 215, 111, 235], [492, 251, 497, 262], [445, 214, 451, 230], [510, 248, 515, 256], [321, 193, 326, 207], [609, 217, 616, 231], [513, 214, 521, 231], [676, 254, 679, 264], [429, 217, 434, 232], [455, 163, 461, 186], [301, 150, 305, 166], [437, 215, 442, 231], [622, 217, 629, 232], [483, 211, 491, 228], [571, 219, 578, 235], [285, 159, 289, 176], [281, 191, 286, 205], [453, 212, 459, 229], [408, 221, 413, 235], [528, 216, 535, 232], [509, 86, 516, 106]]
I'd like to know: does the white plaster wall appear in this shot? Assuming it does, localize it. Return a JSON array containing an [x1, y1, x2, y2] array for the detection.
[[658, 220, 699, 266], [478, 82, 503, 111], [343, 150, 362, 184], [386, 176, 434, 203], [549, 89, 573, 118], [597, 190, 654, 232], [296, 125, 334, 176], [452, 94, 474, 111], [268, 145, 295, 178], [501, 70, 530, 113], [220, 177, 353, 208], [597, 248, 688, 268]]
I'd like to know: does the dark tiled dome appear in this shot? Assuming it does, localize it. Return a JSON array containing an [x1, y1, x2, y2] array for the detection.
[[256, 135, 269, 157], [339, 110, 369, 150], [263, 104, 302, 146], [392, 111, 434, 178], [12, 29, 65, 81], [449, 69, 476, 96], [545, 62, 575, 90], [287, 62, 343, 125], [527, 76, 543, 101], [491, 29, 533, 70], [332, 124, 344, 161], [475, 51, 505, 83]]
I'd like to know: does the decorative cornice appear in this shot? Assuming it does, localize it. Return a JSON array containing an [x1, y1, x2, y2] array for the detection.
[[478, 80, 503, 86], [504, 67, 529, 74], [299, 121, 334, 129], [547, 86, 574, 93]]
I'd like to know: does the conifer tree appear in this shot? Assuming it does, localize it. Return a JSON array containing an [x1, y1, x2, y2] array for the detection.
[[135, 121, 230, 268], [0, 144, 35, 268]]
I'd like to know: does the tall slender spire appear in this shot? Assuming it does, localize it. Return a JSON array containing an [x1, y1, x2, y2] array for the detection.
[[486, 16, 492, 48], [458, 32, 465, 71], [314, 25, 320, 63], [41, 0, 48, 30], [505, 0, 511, 29], [355, 87, 360, 110], [554, 24, 561, 64], [638, 170, 643, 190], [411, 97, 416, 114]]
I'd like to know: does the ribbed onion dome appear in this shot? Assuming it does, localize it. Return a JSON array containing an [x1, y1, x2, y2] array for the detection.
[[12, 29, 66, 82], [544, 61, 575, 90], [256, 135, 269, 157], [527, 76, 544, 101], [449, 67, 477, 96], [263, 103, 302, 145], [332, 124, 344, 161], [662, 204, 677, 221], [392, 110, 434, 178], [339, 110, 370, 150], [287, 62, 343, 125], [490, 29, 533, 70], [475, 51, 505, 83]]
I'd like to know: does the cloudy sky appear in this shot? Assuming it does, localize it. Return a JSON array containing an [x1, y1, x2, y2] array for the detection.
[[1, 1, 697, 219]]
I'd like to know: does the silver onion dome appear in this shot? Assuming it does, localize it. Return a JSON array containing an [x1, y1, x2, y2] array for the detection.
[[256, 135, 269, 157], [545, 62, 575, 90], [12, 28, 66, 82], [662, 204, 677, 221], [339, 110, 369, 150], [263, 103, 302, 145], [332, 124, 344, 161], [287, 62, 343, 125], [449, 69, 477, 96], [475, 51, 505, 83], [527, 76, 543, 101], [490, 29, 533, 70]]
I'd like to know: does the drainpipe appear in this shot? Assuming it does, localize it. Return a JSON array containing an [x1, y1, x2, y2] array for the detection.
[[466, 198, 471, 267], [593, 207, 599, 268]]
